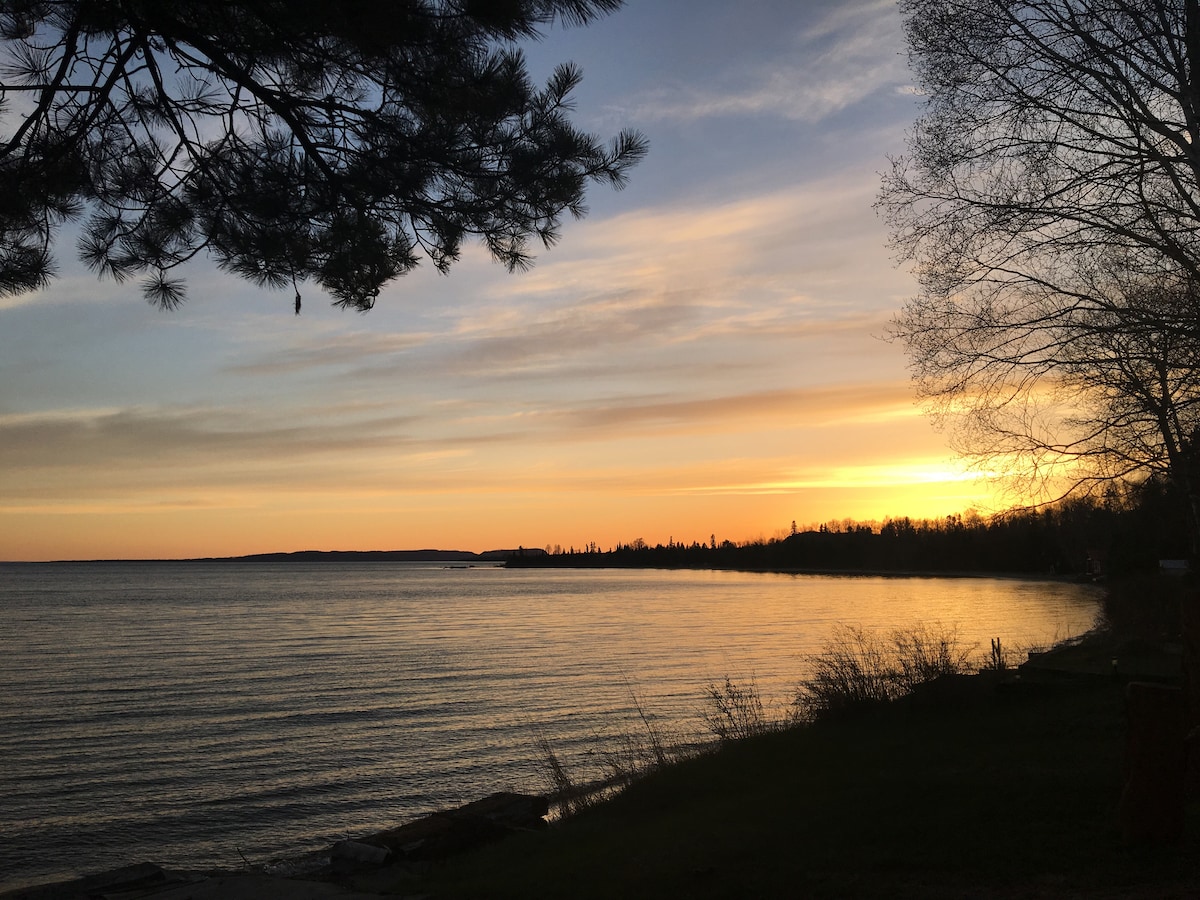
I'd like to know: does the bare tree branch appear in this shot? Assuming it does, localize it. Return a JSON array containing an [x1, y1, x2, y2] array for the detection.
[[882, 0, 1200, 551]]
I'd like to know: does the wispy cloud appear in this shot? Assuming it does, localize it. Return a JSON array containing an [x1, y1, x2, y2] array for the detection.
[[0, 376, 922, 504], [216, 172, 904, 392], [530, 382, 917, 436], [491, 175, 895, 303], [0, 404, 420, 475], [225, 330, 434, 376], [624, 1, 906, 124]]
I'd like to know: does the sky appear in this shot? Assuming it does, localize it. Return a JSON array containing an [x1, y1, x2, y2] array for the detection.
[[0, 0, 1005, 561]]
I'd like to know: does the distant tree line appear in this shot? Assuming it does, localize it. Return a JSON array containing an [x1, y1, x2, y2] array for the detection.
[[511, 479, 1192, 577]]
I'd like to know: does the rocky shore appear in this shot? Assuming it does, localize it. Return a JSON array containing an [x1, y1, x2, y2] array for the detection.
[[0, 792, 550, 900]]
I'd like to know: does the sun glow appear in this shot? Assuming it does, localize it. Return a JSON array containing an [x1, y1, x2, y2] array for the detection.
[[0, 2, 1002, 562]]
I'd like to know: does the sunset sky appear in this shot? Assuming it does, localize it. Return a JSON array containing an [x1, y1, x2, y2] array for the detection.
[[0, 0, 1004, 561]]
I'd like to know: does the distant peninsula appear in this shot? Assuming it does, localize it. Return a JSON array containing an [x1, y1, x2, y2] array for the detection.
[[227, 548, 549, 563]]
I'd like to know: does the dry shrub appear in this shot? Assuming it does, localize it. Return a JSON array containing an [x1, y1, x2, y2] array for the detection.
[[536, 685, 685, 818], [981, 636, 1011, 672], [892, 622, 977, 685], [535, 733, 591, 817], [794, 623, 975, 722], [701, 675, 770, 742], [598, 687, 677, 787], [1099, 574, 1186, 642]]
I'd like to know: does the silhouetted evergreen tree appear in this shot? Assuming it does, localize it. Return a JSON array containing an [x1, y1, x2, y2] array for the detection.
[[0, 1, 646, 308], [509, 488, 1190, 575]]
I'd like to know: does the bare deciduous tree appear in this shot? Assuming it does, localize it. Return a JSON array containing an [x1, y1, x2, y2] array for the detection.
[[881, 0, 1200, 550], [0, 1, 647, 310]]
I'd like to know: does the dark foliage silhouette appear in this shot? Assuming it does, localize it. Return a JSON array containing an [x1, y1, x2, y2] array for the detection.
[[0, 0, 647, 309], [512, 483, 1191, 576]]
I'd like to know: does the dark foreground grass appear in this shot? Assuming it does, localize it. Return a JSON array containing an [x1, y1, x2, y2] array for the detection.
[[367, 675, 1199, 899]]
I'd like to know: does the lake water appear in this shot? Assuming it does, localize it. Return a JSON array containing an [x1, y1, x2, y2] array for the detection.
[[0, 561, 1100, 890]]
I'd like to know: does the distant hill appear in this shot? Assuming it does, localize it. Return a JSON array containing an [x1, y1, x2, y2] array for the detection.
[[232, 548, 549, 563]]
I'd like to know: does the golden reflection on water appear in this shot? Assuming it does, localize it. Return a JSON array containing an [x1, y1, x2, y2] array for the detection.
[[0, 562, 1099, 889]]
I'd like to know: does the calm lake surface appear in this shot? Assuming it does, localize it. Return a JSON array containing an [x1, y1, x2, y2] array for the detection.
[[0, 561, 1100, 890]]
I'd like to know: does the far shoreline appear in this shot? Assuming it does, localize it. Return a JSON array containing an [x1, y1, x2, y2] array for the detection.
[[1, 554, 1098, 585], [506, 560, 1097, 582]]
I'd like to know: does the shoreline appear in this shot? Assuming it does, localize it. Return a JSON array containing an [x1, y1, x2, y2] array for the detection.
[[0, 791, 554, 900], [503, 556, 1094, 581], [3, 555, 1097, 583]]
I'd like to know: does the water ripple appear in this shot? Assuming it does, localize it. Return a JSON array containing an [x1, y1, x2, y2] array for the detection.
[[0, 561, 1098, 891]]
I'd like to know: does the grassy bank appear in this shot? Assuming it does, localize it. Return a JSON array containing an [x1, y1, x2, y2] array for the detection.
[[354, 645, 1197, 898]]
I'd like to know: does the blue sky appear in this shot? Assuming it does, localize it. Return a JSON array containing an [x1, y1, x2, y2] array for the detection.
[[0, 1, 998, 560]]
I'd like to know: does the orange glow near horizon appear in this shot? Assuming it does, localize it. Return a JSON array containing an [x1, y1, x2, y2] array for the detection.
[[0, 3, 1012, 564], [0, 455, 1006, 561]]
